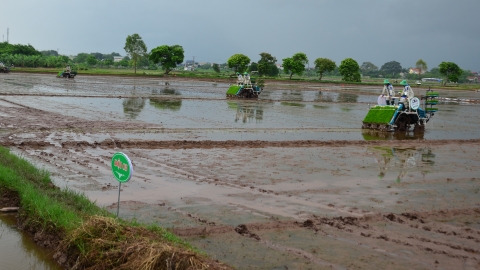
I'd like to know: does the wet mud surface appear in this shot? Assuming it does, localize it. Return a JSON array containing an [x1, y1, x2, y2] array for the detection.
[[1, 73, 480, 269]]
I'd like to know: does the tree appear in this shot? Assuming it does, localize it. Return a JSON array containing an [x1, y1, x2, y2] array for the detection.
[[212, 63, 220, 73], [74, 53, 89, 63], [149, 45, 184, 75], [268, 64, 279, 77], [124, 33, 147, 74], [104, 59, 114, 66], [257, 52, 277, 76], [380, 61, 402, 76], [314, 58, 336, 81], [415, 59, 428, 77], [439, 62, 462, 85], [338, 58, 361, 82], [118, 59, 129, 67], [282, 52, 308, 79], [86, 55, 97, 66], [360, 62, 378, 72], [90, 52, 104, 60], [227, 54, 250, 73], [0, 42, 41, 56], [41, 50, 59, 57], [360, 62, 379, 77], [248, 62, 258, 73]]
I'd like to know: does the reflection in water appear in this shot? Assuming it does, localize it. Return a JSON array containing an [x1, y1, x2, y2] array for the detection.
[[313, 104, 329, 109], [368, 146, 435, 183], [282, 90, 303, 101], [228, 102, 263, 123], [150, 99, 182, 111], [362, 130, 425, 141], [281, 102, 306, 107], [152, 87, 181, 95], [337, 92, 358, 103], [316, 91, 334, 102], [122, 97, 145, 119]]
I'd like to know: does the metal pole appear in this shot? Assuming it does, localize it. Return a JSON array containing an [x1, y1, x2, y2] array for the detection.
[[116, 182, 122, 217]]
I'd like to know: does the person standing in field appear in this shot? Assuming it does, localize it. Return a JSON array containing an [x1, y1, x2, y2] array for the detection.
[[236, 72, 244, 85], [381, 79, 395, 105], [400, 80, 414, 110]]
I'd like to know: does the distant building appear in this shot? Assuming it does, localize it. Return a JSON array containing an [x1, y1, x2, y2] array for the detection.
[[408, 68, 424, 75], [466, 76, 478, 83], [113, 56, 124, 62], [421, 78, 442, 82], [184, 60, 197, 67]]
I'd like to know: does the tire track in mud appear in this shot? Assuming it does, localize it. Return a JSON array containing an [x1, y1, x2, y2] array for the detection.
[[0, 137, 480, 149], [172, 208, 480, 266], [124, 149, 368, 218], [301, 209, 480, 261], [2, 138, 478, 149]]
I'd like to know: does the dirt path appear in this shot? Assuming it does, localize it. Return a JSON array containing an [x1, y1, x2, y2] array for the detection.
[[1, 73, 480, 269]]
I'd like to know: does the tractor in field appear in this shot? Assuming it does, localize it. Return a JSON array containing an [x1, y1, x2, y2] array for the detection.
[[57, 66, 77, 78], [362, 88, 438, 132], [226, 72, 262, 98], [0, 62, 10, 73]]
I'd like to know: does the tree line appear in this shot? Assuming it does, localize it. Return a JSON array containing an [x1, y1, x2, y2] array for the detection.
[[0, 39, 469, 84], [227, 52, 467, 84]]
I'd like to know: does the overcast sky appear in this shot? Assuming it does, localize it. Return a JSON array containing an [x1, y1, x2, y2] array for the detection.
[[1, 0, 479, 71]]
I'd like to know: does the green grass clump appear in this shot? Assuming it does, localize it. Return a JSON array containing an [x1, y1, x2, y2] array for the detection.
[[363, 106, 397, 124], [0, 147, 108, 232], [226, 85, 241, 95], [0, 146, 226, 269]]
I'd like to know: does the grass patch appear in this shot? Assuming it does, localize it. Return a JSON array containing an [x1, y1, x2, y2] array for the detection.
[[0, 146, 229, 269]]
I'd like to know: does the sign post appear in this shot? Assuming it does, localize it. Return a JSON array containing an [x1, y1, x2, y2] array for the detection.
[[111, 152, 133, 217]]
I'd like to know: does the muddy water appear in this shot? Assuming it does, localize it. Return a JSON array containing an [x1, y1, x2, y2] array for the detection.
[[0, 212, 61, 270], [1, 95, 480, 141], [1, 73, 480, 269]]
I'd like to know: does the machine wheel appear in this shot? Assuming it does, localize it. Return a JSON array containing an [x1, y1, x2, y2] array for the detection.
[[395, 114, 409, 131]]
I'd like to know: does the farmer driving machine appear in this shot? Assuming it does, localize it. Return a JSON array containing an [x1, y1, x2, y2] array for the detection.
[[57, 65, 77, 78], [226, 72, 262, 98], [0, 62, 10, 73], [362, 82, 438, 132]]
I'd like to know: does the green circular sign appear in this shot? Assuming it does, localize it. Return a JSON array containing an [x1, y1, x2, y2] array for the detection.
[[111, 152, 133, 183]]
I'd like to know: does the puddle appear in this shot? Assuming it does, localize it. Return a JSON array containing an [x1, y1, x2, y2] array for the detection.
[[0, 213, 61, 270]]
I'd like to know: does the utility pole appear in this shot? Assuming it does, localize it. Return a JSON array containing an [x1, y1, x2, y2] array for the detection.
[[7, 28, 9, 43]]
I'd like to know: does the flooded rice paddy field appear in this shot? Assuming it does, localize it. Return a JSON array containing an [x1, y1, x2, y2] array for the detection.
[[1, 73, 480, 269]]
